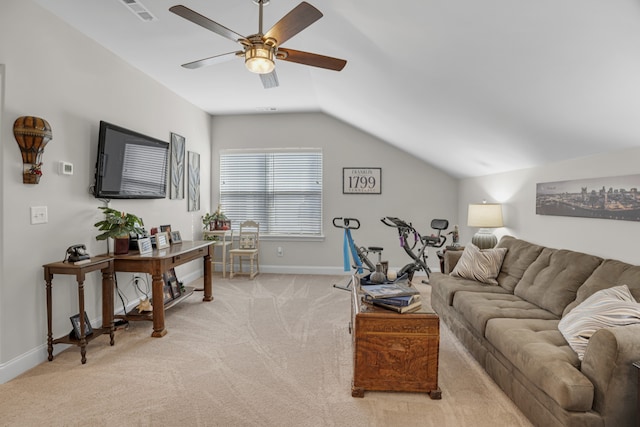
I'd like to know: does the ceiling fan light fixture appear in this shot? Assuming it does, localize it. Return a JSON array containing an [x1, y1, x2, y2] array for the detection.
[[245, 45, 275, 74]]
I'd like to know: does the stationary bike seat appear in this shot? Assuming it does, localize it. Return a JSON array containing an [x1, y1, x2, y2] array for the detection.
[[423, 235, 441, 245], [368, 246, 384, 252]]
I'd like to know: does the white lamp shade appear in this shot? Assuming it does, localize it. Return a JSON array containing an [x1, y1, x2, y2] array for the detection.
[[467, 203, 504, 228]]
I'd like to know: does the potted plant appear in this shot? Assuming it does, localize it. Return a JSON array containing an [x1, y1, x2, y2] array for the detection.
[[94, 206, 145, 254], [202, 205, 229, 231]]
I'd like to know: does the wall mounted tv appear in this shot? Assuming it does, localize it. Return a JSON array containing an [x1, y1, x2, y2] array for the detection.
[[93, 121, 169, 199]]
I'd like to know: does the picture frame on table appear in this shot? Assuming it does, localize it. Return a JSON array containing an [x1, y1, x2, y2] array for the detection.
[[169, 279, 181, 299], [170, 231, 182, 244], [160, 225, 172, 241], [163, 283, 174, 304], [162, 268, 182, 299], [70, 312, 93, 339], [164, 268, 182, 299], [156, 232, 171, 249], [137, 237, 153, 255]]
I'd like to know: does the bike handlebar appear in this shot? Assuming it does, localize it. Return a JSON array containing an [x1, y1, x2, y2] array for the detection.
[[333, 217, 360, 230], [380, 216, 411, 229]]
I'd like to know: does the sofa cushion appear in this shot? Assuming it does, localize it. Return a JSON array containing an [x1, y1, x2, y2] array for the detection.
[[485, 318, 594, 411], [494, 236, 545, 292], [450, 243, 507, 285], [452, 291, 559, 336], [558, 285, 640, 360], [513, 247, 603, 317], [563, 259, 640, 315], [429, 272, 511, 307]]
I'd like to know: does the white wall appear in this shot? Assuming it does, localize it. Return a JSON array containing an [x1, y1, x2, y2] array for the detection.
[[458, 147, 640, 263], [0, 0, 211, 381], [211, 113, 459, 274]]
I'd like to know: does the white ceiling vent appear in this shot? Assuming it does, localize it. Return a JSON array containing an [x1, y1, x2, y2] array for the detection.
[[120, 0, 157, 22]]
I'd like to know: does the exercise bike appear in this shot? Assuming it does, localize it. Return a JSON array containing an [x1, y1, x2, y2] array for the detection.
[[332, 217, 384, 291], [381, 217, 449, 282]]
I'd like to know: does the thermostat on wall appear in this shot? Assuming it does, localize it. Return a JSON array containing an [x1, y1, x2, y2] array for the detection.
[[59, 161, 73, 175]]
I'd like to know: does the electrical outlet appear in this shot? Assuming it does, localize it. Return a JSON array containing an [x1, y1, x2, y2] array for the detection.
[[277, 246, 284, 257]]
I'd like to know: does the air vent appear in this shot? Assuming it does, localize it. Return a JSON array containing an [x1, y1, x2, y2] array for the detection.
[[119, 0, 157, 22]]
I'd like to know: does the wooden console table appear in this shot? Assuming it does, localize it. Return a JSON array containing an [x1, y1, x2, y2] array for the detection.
[[350, 277, 441, 398], [110, 240, 214, 338], [43, 256, 115, 364]]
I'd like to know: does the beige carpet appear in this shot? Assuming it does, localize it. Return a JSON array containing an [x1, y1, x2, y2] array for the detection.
[[0, 274, 532, 427]]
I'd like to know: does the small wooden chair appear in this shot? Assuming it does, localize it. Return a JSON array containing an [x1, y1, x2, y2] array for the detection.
[[229, 221, 260, 279]]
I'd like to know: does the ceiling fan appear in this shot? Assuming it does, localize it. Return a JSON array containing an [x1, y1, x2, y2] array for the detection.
[[169, 1, 347, 89]]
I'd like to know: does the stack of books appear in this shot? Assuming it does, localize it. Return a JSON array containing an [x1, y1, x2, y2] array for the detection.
[[361, 282, 422, 313]]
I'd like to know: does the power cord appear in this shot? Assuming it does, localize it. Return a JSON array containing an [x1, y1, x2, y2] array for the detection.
[[114, 273, 129, 316], [133, 275, 150, 299]]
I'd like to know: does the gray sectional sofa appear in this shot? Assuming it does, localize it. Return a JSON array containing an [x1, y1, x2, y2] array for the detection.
[[430, 236, 640, 427]]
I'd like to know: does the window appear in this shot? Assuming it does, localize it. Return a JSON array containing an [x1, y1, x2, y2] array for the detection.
[[220, 149, 323, 237]]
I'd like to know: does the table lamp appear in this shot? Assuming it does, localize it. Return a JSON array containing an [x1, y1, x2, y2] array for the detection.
[[467, 202, 504, 249]]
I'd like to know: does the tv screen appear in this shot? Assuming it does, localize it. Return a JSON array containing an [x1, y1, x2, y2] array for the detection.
[[94, 121, 169, 199]]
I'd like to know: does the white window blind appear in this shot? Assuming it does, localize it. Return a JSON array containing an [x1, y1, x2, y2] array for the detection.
[[220, 149, 323, 237]]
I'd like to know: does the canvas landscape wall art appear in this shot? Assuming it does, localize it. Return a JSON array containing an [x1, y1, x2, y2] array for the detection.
[[536, 174, 640, 222]]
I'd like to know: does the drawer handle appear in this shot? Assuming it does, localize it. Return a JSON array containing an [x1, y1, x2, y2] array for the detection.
[[175, 255, 181, 261]]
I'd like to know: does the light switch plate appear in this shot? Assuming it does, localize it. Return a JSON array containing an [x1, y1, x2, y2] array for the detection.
[[30, 206, 48, 224]]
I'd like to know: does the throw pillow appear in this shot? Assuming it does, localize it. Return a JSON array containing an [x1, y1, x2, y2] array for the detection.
[[558, 284, 640, 360], [450, 243, 507, 285]]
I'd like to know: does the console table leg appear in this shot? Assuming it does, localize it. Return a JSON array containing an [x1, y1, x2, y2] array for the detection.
[[78, 279, 87, 364], [80, 343, 87, 364], [45, 276, 54, 361], [102, 268, 115, 346], [429, 388, 442, 400], [352, 384, 365, 398], [203, 251, 213, 302], [151, 273, 167, 337]]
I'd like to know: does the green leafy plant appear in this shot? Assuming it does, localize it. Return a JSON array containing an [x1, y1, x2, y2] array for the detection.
[[202, 205, 228, 230], [94, 207, 145, 240]]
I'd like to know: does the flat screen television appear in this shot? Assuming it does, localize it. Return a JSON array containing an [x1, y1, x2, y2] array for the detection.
[[93, 121, 169, 199]]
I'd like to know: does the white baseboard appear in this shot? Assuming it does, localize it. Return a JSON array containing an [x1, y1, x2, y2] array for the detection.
[[0, 297, 145, 385], [0, 344, 51, 384]]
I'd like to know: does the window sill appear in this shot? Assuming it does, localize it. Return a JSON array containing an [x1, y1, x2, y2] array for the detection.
[[260, 235, 325, 242]]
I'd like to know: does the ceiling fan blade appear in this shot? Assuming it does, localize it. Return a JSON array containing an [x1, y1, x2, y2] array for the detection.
[[182, 51, 241, 69], [170, 5, 248, 44], [260, 70, 279, 89], [264, 2, 322, 45], [278, 48, 347, 71]]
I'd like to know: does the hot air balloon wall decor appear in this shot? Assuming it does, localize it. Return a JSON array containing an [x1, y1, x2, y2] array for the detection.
[[13, 116, 52, 184]]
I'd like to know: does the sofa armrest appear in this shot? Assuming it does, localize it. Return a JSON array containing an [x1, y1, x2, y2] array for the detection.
[[580, 324, 640, 427], [443, 250, 464, 274]]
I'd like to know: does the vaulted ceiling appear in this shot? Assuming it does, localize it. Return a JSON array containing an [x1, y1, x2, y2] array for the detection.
[[34, 0, 640, 178]]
